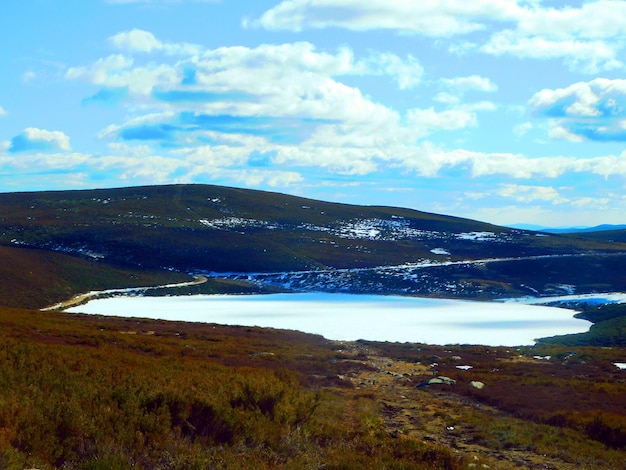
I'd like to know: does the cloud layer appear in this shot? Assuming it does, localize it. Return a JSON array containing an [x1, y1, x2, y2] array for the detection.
[[253, 0, 626, 73], [3, 1, 626, 227], [8, 128, 71, 153]]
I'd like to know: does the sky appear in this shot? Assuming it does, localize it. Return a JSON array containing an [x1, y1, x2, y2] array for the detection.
[[2, 0, 626, 228]]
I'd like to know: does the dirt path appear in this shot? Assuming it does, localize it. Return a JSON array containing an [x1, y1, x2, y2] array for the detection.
[[334, 342, 583, 470], [41, 275, 208, 311]]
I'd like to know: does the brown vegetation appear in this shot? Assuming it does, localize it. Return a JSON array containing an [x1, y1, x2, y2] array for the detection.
[[0, 307, 470, 469], [1, 306, 626, 468]]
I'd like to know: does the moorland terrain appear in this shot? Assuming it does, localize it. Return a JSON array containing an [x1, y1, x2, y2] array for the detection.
[[1, 184, 626, 469]]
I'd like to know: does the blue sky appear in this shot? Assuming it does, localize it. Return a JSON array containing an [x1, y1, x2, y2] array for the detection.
[[2, 0, 626, 227]]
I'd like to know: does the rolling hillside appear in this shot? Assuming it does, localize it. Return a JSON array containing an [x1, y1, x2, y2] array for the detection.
[[1, 184, 626, 302], [2, 185, 626, 469]]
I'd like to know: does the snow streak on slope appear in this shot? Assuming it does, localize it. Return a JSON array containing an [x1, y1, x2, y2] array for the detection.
[[210, 253, 599, 299]]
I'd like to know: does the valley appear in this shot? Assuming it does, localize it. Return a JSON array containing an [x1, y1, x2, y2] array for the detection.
[[1, 184, 626, 469]]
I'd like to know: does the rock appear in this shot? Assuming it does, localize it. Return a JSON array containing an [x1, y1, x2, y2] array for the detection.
[[417, 376, 456, 388], [469, 381, 485, 389]]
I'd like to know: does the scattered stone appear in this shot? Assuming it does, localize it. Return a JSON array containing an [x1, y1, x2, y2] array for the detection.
[[416, 376, 456, 388], [249, 352, 275, 358], [533, 355, 551, 361], [469, 381, 485, 389]]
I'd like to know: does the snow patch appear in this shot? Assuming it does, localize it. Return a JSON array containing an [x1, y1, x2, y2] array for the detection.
[[430, 248, 450, 255], [198, 218, 277, 230], [456, 231, 497, 241]]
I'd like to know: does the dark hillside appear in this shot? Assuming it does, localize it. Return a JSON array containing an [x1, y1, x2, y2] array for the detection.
[[0, 245, 188, 309], [569, 228, 626, 243], [1, 184, 624, 275]]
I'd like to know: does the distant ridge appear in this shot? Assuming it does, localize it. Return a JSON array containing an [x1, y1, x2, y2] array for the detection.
[[509, 223, 626, 234]]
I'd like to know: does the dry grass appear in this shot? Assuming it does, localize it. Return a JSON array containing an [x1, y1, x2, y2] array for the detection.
[[1, 305, 626, 468]]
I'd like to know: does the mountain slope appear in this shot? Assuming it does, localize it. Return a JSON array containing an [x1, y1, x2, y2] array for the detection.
[[0, 245, 189, 309], [1, 184, 623, 274], [569, 228, 626, 243], [1, 184, 626, 303]]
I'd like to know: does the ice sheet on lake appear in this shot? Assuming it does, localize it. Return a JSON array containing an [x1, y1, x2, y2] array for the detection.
[[66, 293, 590, 346], [503, 292, 626, 305]]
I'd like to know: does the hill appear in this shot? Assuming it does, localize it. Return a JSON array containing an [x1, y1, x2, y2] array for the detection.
[[1, 184, 626, 302], [544, 224, 626, 234], [569, 227, 626, 243]]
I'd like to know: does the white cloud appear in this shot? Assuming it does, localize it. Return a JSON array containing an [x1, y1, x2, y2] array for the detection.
[[363, 52, 423, 89], [58, 28, 626, 193], [513, 122, 533, 137], [440, 75, 498, 93], [223, 168, 304, 188], [530, 78, 626, 115], [389, 142, 626, 181], [547, 122, 585, 143], [8, 128, 72, 153], [529, 78, 626, 141], [433, 92, 460, 104], [498, 184, 568, 204], [0, 152, 89, 173], [406, 107, 478, 135], [24, 128, 71, 151], [481, 32, 622, 73], [67, 37, 423, 108], [254, 1, 626, 72], [0, 105, 6, 117], [515, 0, 626, 40], [252, 0, 522, 36], [110, 29, 162, 53], [109, 29, 202, 55], [66, 54, 178, 95]]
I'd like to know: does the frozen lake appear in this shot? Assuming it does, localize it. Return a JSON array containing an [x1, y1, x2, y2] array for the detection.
[[66, 293, 591, 346]]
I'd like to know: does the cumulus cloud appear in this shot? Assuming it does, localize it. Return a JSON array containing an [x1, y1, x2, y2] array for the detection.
[[8, 128, 71, 153], [110, 29, 162, 53], [66, 33, 439, 159], [498, 184, 569, 204], [530, 78, 626, 141], [250, 0, 521, 36], [406, 107, 479, 136], [58, 28, 626, 194], [480, 32, 622, 73], [390, 142, 626, 181], [109, 29, 202, 55], [66, 54, 178, 95], [253, 0, 626, 72], [67, 37, 423, 103]]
